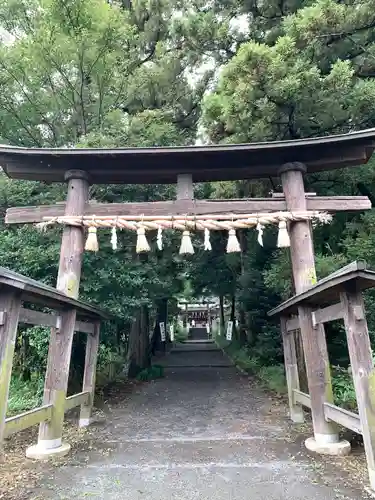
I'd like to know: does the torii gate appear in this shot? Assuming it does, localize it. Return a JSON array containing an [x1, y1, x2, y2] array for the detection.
[[2, 129, 375, 481]]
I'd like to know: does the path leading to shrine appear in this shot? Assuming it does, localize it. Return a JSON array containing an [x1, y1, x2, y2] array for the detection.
[[32, 342, 368, 499]]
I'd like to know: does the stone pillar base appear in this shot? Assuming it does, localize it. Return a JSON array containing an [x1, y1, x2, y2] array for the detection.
[[305, 436, 351, 456], [368, 468, 375, 494], [79, 417, 92, 428], [26, 442, 71, 460]]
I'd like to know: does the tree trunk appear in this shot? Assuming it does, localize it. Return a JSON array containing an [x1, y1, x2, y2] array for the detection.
[[219, 295, 225, 331], [151, 298, 168, 354], [128, 305, 151, 378], [230, 294, 237, 339], [295, 330, 308, 393], [238, 230, 248, 345], [238, 308, 247, 346], [20, 333, 31, 381]]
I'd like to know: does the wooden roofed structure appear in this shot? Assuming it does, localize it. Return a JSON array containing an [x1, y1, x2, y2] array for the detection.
[[3, 127, 375, 492], [1, 128, 375, 184]]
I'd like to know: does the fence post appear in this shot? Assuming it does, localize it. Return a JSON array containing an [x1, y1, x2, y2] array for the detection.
[[79, 321, 100, 427], [0, 289, 22, 445], [341, 285, 375, 490], [26, 308, 76, 459], [280, 316, 304, 423]]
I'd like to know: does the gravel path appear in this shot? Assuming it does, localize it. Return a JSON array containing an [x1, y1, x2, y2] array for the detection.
[[32, 343, 368, 499]]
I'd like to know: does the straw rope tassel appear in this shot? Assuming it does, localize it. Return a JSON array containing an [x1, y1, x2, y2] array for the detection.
[[157, 226, 163, 251], [256, 222, 264, 247], [226, 229, 241, 253], [204, 228, 212, 251], [277, 220, 290, 248], [111, 226, 118, 250], [85, 226, 99, 252], [136, 226, 150, 253], [179, 230, 194, 255]]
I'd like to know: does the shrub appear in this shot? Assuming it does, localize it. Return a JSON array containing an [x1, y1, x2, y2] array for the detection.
[[174, 325, 188, 343], [136, 364, 164, 381], [7, 375, 44, 416], [258, 365, 286, 394], [331, 366, 357, 410]]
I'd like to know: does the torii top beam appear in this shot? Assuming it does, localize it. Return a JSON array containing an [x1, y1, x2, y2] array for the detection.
[[1, 129, 375, 184]]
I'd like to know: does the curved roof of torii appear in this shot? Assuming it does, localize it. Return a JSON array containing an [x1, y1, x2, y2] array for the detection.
[[1, 128, 375, 184]]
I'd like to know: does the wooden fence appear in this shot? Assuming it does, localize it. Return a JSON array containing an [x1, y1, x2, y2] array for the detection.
[[269, 261, 375, 491], [0, 266, 109, 458]]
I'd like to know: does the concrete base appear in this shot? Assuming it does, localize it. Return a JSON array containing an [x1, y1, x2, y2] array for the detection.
[[79, 417, 92, 428], [366, 468, 375, 495], [26, 442, 71, 460], [305, 437, 351, 457], [290, 411, 304, 424]]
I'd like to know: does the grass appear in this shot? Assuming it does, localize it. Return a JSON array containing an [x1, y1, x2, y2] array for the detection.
[[215, 333, 287, 394], [7, 375, 44, 416], [136, 364, 165, 381], [217, 333, 358, 409], [331, 365, 357, 410]]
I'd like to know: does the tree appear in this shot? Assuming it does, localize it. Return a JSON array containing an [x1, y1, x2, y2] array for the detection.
[[0, 0, 204, 378]]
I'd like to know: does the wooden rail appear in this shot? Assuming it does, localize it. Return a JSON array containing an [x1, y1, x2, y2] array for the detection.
[[312, 303, 343, 327], [293, 389, 311, 408], [324, 402, 362, 434], [5, 196, 372, 224], [18, 307, 95, 333], [292, 390, 362, 434], [64, 392, 90, 412], [286, 316, 299, 331], [3, 391, 92, 439], [4, 405, 53, 438], [286, 303, 344, 332]]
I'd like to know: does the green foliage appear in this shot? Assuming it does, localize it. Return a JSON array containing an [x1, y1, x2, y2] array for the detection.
[[174, 325, 188, 343], [7, 376, 44, 416], [263, 251, 349, 300], [136, 364, 164, 381], [96, 344, 125, 381], [331, 366, 357, 410], [216, 334, 287, 394], [258, 365, 287, 394]]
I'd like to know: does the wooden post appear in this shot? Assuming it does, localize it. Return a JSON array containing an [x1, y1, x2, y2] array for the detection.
[[0, 289, 22, 445], [279, 163, 316, 292], [341, 285, 375, 488], [27, 170, 90, 459], [177, 173, 193, 200], [298, 306, 339, 445], [280, 316, 304, 423], [79, 321, 100, 427], [280, 162, 339, 446], [26, 309, 77, 459], [56, 170, 90, 298]]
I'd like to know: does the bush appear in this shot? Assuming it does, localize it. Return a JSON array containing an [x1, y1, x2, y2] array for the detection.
[[7, 375, 44, 416], [258, 365, 286, 394], [215, 334, 286, 394], [96, 344, 126, 386], [136, 364, 164, 381], [331, 366, 357, 410], [174, 325, 188, 343]]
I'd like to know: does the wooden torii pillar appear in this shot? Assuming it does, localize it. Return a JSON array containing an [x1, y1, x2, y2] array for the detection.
[[279, 162, 344, 454], [26, 170, 97, 459]]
